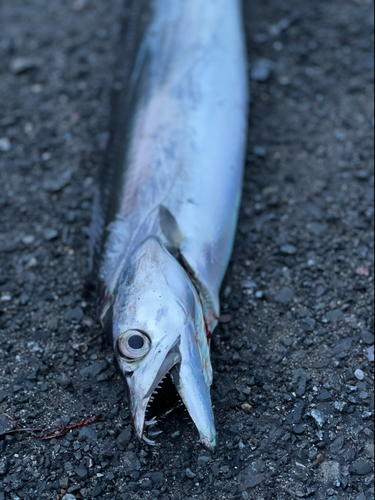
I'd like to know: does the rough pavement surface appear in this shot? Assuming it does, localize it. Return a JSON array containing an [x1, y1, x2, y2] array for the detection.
[[0, 0, 374, 499]]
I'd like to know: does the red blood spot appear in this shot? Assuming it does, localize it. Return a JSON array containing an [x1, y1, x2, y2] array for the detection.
[[203, 317, 212, 342], [356, 267, 370, 277]]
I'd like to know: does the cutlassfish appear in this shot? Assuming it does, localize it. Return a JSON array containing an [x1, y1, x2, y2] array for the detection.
[[93, 0, 248, 451]]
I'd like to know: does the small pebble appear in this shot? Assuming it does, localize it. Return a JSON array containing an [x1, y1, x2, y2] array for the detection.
[[334, 401, 347, 413], [325, 309, 343, 323], [241, 403, 253, 413], [356, 267, 370, 277], [242, 279, 256, 289], [316, 453, 325, 463], [219, 314, 232, 323], [311, 409, 325, 428], [293, 424, 305, 435], [253, 146, 267, 157], [251, 58, 274, 82], [334, 129, 346, 141], [26, 256, 38, 268], [82, 316, 95, 328], [286, 401, 305, 425], [60, 478, 69, 489], [197, 456, 211, 468], [361, 329, 374, 345], [334, 476, 341, 487], [351, 459, 373, 475], [10, 57, 41, 74], [43, 171, 72, 193], [65, 306, 84, 323], [317, 389, 332, 402], [254, 33, 269, 44], [275, 287, 294, 305], [56, 374, 71, 387], [72, 342, 88, 353], [22, 235, 35, 245], [72, 0, 87, 11], [41, 152, 51, 161], [283, 338, 294, 347], [362, 412, 373, 420], [280, 244, 297, 255], [27, 341, 41, 353], [185, 468, 196, 479], [75, 466, 88, 479], [278, 75, 291, 86], [355, 169, 369, 180], [31, 83, 43, 94], [0, 137, 11, 152], [20, 293, 30, 305], [354, 369, 365, 381], [43, 228, 59, 241]]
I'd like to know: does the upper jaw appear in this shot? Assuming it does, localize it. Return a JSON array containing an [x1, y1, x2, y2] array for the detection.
[[132, 340, 182, 444]]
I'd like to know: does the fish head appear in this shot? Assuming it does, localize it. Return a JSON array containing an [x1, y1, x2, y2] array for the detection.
[[112, 237, 216, 450]]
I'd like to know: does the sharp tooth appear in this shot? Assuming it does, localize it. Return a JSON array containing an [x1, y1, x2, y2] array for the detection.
[[149, 429, 163, 437], [143, 435, 156, 446], [145, 417, 158, 427]]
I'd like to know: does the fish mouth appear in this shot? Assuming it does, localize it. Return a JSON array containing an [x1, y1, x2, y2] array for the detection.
[[142, 368, 183, 446], [133, 340, 182, 446], [132, 337, 217, 451]]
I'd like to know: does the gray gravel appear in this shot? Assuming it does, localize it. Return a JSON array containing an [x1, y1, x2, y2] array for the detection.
[[0, 0, 374, 499]]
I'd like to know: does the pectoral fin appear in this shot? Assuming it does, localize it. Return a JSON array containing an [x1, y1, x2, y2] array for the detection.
[[159, 205, 185, 250]]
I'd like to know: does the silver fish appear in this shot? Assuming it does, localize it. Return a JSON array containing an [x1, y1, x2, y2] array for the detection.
[[96, 0, 248, 451]]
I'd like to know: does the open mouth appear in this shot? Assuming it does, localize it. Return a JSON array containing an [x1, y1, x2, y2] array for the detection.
[[130, 337, 217, 451], [142, 368, 184, 445]]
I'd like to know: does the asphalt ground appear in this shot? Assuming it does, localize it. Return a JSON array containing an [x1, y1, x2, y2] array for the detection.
[[0, 0, 374, 499]]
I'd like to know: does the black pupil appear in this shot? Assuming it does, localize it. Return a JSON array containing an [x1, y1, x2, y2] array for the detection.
[[128, 335, 145, 350]]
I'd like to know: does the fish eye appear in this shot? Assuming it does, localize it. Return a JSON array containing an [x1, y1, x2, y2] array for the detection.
[[128, 335, 145, 350], [117, 330, 151, 361]]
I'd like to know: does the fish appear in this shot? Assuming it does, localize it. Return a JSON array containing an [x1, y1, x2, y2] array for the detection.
[[93, 0, 248, 451]]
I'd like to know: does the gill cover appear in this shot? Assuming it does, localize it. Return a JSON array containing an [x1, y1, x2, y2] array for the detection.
[[112, 237, 217, 450]]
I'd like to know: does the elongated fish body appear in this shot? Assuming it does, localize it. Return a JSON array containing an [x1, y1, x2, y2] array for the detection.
[[97, 0, 248, 450]]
